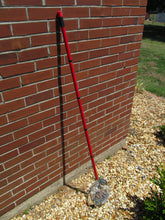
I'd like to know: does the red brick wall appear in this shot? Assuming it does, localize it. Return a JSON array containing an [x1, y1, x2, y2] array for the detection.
[[0, 0, 147, 216]]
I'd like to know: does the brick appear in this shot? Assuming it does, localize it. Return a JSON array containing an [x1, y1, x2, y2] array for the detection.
[[0, 8, 27, 22], [78, 39, 101, 51], [13, 177, 37, 195], [67, 30, 88, 42], [0, 24, 11, 37], [127, 42, 141, 51], [0, 115, 7, 126], [49, 45, 57, 57], [22, 69, 53, 85], [63, 7, 89, 18], [0, 150, 18, 163], [108, 61, 124, 72], [79, 76, 98, 89], [91, 7, 112, 17], [116, 81, 130, 92], [0, 177, 23, 197], [102, 37, 120, 47], [5, 0, 42, 5], [1, 191, 25, 211], [63, 99, 78, 112], [0, 191, 11, 203], [103, 0, 122, 6], [0, 62, 34, 78], [128, 25, 144, 34], [89, 28, 110, 39], [132, 64, 138, 72], [103, 17, 122, 27], [26, 90, 54, 105], [24, 164, 47, 181], [37, 78, 58, 92], [0, 165, 4, 172], [134, 50, 140, 58], [5, 151, 33, 169], [125, 57, 139, 67], [46, 0, 74, 5], [122, 17, 138, 25], [81, 93, 98, 106], [21, 152, 45, 168], [14, 122, 42, 139], [43, 115, 61, 130], [110, 45, 126, 55], [19, 138, 45, 154], [140, 0, 148, 6], [0, 134, 13, 148], [80, 18, 102, 29], [0, 99, 25, 115], [35, 149, 57, 168], [0, 37, 30, 53], [124, 72, 136, 81], [77, 0, 100, 5], [34, 139, 57, 155], [90, 48, 109, 59], [0, 94, 2, 104], [72, 51, 89, 62], [19, 47, 48, 62], [12, 22, 47, 36], [130, 7, 146, 16], [89, 66, 108, 77], [0, 137, 28, 155], [60, 19, 79, 31], [138, 16, 145, 24], [120, 35, 135, 44], [3, 84, 37, 102], [25, 177, 47, 193], [123, 0, 140, 6], [0, 118, 27, 136], [99, 71, 116, 82], [0, 203, 15, 216], [28, 109, 55, 124], [0, 52, 17, 66], [113, 8, 130, 16], [101, 54, 118, 65], [0, 77, 20, 92], [40, 97, 60, 111], [31, 33, 56, 47], [89, 83, 107, 96], [117, 67, 131, 76], [80, 58, 101, 71], [136, 33, 143, 41], [28, 8, 60, 20], [111, 27, 128, 37]]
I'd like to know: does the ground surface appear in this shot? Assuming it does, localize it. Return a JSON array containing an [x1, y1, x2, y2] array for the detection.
[[11, 91, 165, 220]]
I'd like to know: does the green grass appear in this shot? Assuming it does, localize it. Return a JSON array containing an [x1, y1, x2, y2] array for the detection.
[[137, 22, 165, 98]]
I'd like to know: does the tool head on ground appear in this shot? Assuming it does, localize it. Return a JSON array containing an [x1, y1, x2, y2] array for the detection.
[[89, 178, 110, 206]]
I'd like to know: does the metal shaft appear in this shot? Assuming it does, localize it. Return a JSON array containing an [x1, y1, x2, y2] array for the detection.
[[57, 11, 98, 180]]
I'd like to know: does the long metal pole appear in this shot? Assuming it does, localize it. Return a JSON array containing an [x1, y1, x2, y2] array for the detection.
[[57, 11, 98, 180]]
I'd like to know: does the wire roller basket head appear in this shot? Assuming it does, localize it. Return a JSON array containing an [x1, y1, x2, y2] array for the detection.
[[89, 178, 110, 206]]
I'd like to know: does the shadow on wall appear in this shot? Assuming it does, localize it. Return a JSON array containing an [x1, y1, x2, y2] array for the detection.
[[56, 15, 66, 185]]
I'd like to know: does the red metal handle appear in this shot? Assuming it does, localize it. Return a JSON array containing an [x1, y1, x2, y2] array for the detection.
[[57, 11, 98, 180]]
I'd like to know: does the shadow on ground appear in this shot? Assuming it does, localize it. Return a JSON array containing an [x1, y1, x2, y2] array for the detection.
[[143, 24, 165, 43], [154, 130, 165, 147], [119, 194, 145, 220]]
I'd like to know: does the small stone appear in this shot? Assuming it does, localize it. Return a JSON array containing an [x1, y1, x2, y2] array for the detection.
[[138, 166, 142, 171]]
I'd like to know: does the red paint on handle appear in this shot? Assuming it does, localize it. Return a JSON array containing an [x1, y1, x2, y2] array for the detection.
[[57, 11, 98, 180]]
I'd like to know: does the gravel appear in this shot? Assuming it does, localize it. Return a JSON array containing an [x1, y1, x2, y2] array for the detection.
[[11, 91, 165, 220]]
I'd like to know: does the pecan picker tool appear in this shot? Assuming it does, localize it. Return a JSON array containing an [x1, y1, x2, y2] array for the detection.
[[57, 11, 110, 206]]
